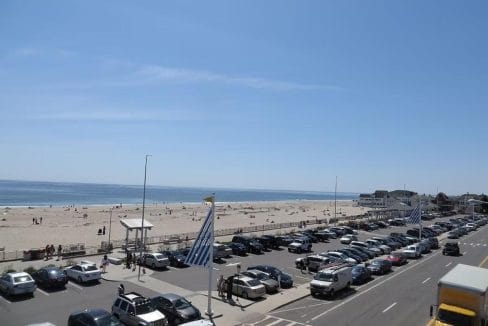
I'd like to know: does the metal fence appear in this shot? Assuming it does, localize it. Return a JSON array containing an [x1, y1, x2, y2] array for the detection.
[[1, 213, 374, 262]]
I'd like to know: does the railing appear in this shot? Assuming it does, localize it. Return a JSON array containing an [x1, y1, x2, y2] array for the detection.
[[1, 213, 374, 262]]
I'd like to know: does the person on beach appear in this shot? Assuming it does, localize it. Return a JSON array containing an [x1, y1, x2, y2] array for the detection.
[[50, 244, 55, 258], [40, 217, 42, 224], [102, 225, 106, 235], [57, 245, 62, 261], [32, 218, 35, 225], [101, 255, 109, 273]]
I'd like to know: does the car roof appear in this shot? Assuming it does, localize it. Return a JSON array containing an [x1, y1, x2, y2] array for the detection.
[[237, 275, 256, 282], [156, 293, 182, 302], [79, 308, 111, 318], [8, 272, 30, 277]]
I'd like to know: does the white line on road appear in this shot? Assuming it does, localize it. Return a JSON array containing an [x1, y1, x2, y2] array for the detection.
[[445, 262, 452, 267], [36, 288, 50, 296], [463, 251, 467, 255], [422, 277, 431, 284], [68, 281, 83, 291], [310, 250, 441, 321], [271, 302, 331, 314], [0, 295, 11, 304], [382, 302, 397, 313]]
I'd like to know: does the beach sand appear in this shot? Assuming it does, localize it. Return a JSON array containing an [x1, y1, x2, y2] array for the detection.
[[0, 200, 367, 252]]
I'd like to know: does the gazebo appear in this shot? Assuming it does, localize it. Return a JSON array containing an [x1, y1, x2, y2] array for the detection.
[[120, 218, 154, 252]]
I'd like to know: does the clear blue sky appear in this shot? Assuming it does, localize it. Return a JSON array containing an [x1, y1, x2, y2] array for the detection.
[[1, 1, 487, 195]]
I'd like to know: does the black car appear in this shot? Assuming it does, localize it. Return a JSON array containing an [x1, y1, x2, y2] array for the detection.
[[351, 265, 371, 285], [442, 242, 460, 256], [254, 236, 272, 250], [32, 267, 68, 289], [228, 242, 248, 256], [366, 259, 392, 275], [231, 235, 264, 254], [344, 247, 369, 262], [260, 235, 280, 249], [68, 308, 121, 326], [427, 237, 439, 250], [275, 235, 294, 246], [162, 250, 187, 267], [151, 293, 201, 325], [247, 265, 293, 288]]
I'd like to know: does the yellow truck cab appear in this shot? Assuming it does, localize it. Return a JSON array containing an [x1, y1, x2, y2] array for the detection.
[[429, 264, 488, 326]]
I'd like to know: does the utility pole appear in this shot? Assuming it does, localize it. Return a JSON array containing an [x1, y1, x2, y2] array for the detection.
[[334, 176, 337, 225], [138, 154, 151, 281]]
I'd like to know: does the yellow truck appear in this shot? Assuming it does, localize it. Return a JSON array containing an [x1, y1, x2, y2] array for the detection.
[[429, 264, 488, 326]]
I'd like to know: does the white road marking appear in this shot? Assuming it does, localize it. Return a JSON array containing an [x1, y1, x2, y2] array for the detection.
[[483, 244, 487, 247], [67, 281, 83, 291], [36, 288, 50, 296], [382, 302, 397, 313], [422, 277, 431, 284], [310, 250, 442, 321], [271, 302, 331, 314], [470, 243, 474, 246], [0, 295, 11, 304], [463, 251, 467, 255], [445, 262, 452, 267]]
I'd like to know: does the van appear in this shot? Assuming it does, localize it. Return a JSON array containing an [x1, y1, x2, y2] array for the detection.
[[310, 264, 352, 297]]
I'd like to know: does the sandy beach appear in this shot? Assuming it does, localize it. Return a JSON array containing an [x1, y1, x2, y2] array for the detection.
[[0, 200, 367, 252]]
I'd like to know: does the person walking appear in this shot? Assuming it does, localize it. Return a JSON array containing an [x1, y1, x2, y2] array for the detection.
[[101, 255, 109, 273], [126, 251, 132, 269], [217, 275, 224, 297], [226, 275, 234, 302], [45, 244, 50, 260], [118, 283, 125, 296]]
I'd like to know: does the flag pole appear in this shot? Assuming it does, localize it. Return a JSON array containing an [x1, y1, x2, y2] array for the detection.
[[419, 200, 422, 241], [206, 194, 215, 317]]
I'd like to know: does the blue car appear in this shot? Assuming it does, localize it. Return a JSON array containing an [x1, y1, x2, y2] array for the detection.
[[351, 265, 371, 285]]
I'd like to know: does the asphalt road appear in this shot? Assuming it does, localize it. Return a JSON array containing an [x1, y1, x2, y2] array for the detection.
[[260, 221, 488, 326], [0, 214, 485, 326]]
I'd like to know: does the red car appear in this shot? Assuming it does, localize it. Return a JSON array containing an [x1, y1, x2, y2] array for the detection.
[[386, 252, 407, 266]]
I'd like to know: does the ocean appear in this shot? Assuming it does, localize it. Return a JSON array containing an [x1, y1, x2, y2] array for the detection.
[[0, 179, 358, 206]]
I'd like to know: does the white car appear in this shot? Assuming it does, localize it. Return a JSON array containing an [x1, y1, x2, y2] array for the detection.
[[465, 223, 477, 232], [138, 253, 170, 269], [65, 262, 102, 283], [326, 251, 358, 265], [340, 234, 358, 244], [402, 244, 421, 259], [0, 272, 37, 296]]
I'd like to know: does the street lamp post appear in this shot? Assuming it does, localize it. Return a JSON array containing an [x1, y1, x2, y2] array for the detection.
[[138, 154, 151, 281], [108, 208, 112, 252]]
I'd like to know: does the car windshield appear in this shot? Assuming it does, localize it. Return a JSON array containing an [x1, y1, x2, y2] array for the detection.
[[315, 272, 334, 282], [247, 279, 261, 287], [256, 273, 269, 280], [13, 275, 32, 283], [153, 254, 165, 260], [174, 297, 192, 309], [48, 269, 61, 275], [437, 309, 474, 326], [135, 302, 155, 315]]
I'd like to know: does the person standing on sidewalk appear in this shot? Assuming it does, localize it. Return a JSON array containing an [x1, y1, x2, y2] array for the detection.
[[57, 245, 62, 261], [217, 275, 224, 297]]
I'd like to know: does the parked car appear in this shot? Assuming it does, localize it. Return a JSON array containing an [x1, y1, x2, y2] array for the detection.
[[151, 293, 201, 325], [426, 237, 439, 250], [350, 241, 382, 256], [385, 252, 407, 266], [321, 229, 338, 239], [335, 249, 364, 263], [447, 230, 460, 239], [68, 308, 121, 326], [366, 259, 392, 275], [275, 235, 295, 246], [31, 266, 68, 289], [247, 265, 293, 288], [231, 235, 264, 254], [366, 239, 391, 254], [442, 242, 460, 256], [348, 246, 375, 259], [260, 235, 280, 249], [213, 243, 232, 260], [162, 250, 188, 267], [342, 247, 369, 262], [325, 251, 358, 265], [138, 253, 170, 269], [310, 265, 352, 297], [419, 239, 432, 254], [340, 234, 358, 244], [351, 265, 372, 285], [288, 237, 312, 254], [402, 244, 421, 259], [228, 242, 248, 256], [112, 292, 167, 326], [232, 275, 266, 299], [0, 272, 37, 297], [65, 262, 102, 283], [241, 270, 279, 293], [305, 255, 336, 272]]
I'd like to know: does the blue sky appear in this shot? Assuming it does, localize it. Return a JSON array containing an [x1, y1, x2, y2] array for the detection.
[[1, 1, 487, 195]]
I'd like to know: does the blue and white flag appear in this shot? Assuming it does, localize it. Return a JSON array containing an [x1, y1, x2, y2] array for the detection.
[[184, 205, 214, 268], [407, 204, 422, 224]]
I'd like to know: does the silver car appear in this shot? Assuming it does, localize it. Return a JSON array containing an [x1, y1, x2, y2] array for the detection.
[[241, 270, 279, 293], [139, 253, 170, 269], [232, 275, 266, 299], [0, 272, 37, 296]]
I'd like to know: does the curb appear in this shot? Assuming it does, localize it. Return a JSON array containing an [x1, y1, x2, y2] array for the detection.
[[268, 292, 311, 312]]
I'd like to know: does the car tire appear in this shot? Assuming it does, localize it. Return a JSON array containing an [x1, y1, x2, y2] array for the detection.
[[346, 282, 350, 289], [174, 318, 183, 325]]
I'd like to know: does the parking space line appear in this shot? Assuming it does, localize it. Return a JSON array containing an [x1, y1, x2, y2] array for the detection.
[[479, 256, 488, 267], [463, 251, 467, 255], [445, 262, 452, 267], [382, 302, 397, 313], [0, 296, 11, 304], [36, 288, 50, 296], [68, 281, 83, 291], [271, 302, 331, 314], [422, 277, 431, 284]]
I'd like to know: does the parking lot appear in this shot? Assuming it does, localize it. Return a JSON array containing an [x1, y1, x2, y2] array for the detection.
[[0, 213, 486, 325]]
